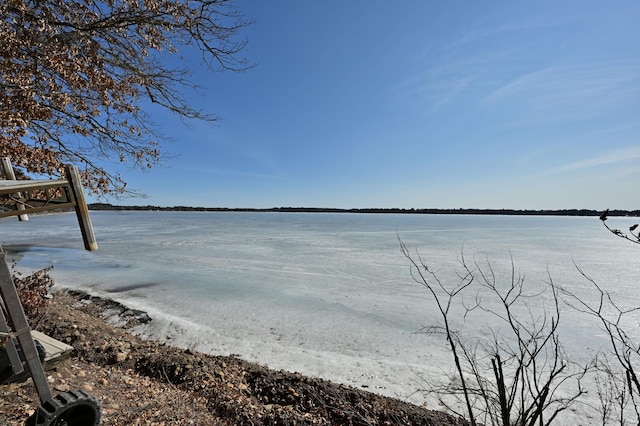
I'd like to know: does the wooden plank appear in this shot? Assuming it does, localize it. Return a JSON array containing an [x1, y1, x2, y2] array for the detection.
[[0, 202, 77, 219], [0, 179, 71, 193], [31, 330, 74, 370]]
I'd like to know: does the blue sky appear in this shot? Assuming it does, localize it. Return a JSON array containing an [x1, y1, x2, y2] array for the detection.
[[96, 1, 640, 210]]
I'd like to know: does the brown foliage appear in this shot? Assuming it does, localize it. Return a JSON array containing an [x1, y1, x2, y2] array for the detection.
[[10, 264, 54, 327], [0, 0, 250, 195]]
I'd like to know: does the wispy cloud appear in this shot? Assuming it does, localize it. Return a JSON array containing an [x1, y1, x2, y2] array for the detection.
[[402, 70, 478, 113], [393, 17, 568, 114], [174, 164, 285, 180], [393, 11, 640, 122], [483, 62, 640, 122], [437, 19, 565, 53], [170, 132, 287, 181], [392, 51, 499, 114], [542, 146, 640, 175]]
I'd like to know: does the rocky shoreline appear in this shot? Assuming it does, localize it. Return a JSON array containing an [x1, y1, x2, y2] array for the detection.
[[0, 290, 467, 425]]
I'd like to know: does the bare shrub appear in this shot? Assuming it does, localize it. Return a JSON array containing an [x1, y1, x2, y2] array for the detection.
[[554, 210, 640, 424], [592, 353, 632, 425], [561, 263, 640, 425], [10, 264, 55, 327], [400, 238, 589, 426]]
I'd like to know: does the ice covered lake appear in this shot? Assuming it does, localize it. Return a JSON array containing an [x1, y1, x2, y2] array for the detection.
[[2, 211, 639, 420]]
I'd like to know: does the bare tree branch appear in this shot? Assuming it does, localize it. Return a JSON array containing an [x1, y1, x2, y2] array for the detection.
[[1, 0, 252, 194], [400, 236, 589, 425]]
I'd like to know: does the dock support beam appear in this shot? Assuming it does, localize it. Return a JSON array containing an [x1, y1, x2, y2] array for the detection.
[[65, 165, 98, 251]]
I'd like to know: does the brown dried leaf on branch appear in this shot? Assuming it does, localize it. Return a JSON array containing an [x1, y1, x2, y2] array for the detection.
[[0, 0, 251, 195], [10, 263, 54, 327]]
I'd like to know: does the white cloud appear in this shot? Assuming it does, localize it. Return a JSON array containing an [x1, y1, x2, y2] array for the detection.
[[483, 62, 640, 122], [543, 146, 640, 175], [438, 19, 565, 54]]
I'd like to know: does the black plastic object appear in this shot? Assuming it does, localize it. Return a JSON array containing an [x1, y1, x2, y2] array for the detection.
[[26, 390, 101, 426], [0, 339, 46, 384]]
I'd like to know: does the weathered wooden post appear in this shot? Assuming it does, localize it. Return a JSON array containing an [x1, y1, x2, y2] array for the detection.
[[65, 165, 98, 251]]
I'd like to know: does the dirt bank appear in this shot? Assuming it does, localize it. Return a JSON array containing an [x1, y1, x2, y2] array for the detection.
[[0, 290, 466, 425]]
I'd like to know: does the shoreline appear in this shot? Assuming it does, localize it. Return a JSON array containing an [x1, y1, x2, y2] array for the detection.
[[1, 290, 466, 425]]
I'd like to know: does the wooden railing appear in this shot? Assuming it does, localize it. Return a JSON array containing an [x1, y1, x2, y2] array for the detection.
[[0, 158, 97, 251]]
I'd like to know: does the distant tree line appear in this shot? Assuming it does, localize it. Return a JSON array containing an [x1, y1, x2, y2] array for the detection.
[[88, 204, 640, 217]]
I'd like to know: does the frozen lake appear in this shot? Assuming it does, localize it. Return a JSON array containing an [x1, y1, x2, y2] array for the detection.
[[2, 211, 639, 422]]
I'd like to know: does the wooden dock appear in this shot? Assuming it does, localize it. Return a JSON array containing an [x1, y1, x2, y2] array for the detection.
[[31, 330, 74, 371], [1, 156, 97, 403]]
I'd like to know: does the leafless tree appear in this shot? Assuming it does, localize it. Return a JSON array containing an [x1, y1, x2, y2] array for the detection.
[[1, 0, 251, 194], [400, 238, 589, 426]]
